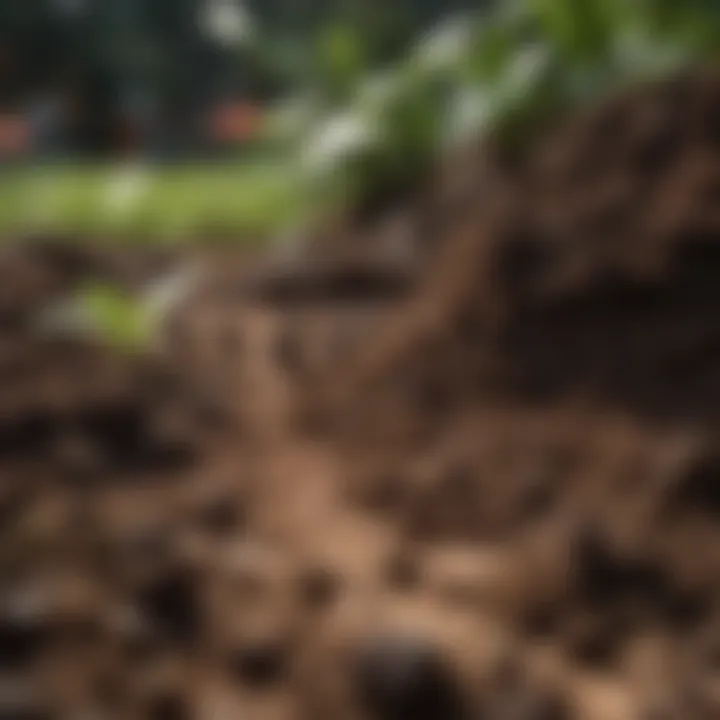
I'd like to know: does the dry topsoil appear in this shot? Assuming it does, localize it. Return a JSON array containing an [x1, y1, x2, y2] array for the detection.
[[5, 69, 720, 720]]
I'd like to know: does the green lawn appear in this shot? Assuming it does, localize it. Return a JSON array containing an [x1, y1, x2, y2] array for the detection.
[[0, 160, 316, 243]]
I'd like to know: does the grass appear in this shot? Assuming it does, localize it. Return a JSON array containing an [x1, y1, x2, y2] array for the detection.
[[0, 160, 316, 243]]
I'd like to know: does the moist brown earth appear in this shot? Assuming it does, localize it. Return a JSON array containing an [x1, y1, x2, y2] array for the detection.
[[6, 69, 720, 719]]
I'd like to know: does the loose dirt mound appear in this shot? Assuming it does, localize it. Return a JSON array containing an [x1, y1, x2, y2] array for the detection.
[[312, 69, 720, 715], [328, 69, 720, 432], [7, 70, 720, 720]]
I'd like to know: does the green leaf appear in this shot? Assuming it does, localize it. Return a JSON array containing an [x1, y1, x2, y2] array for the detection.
[[78, 283, 151, 353], [528, 0, 613, 63], [316, 23, 367, 100]]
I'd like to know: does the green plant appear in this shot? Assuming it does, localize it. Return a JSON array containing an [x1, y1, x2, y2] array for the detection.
[[78, 282, 152, 353], [301, 0, 720, 213]]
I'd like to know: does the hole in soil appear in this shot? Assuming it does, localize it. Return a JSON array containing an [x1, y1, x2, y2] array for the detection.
[[496, 228, 554, 291], [197, 495, 246, 535], [523, 603, 561, 639], [274, 329, 305, 378], [75, 400, 196, 472], [357, 472, 407, 515], [0, 611, 48, 670], [521, 481, 558, 521], [355, 634, 467, 720], [77, 401, 146, 464], [663, 593, 709, 632], [251, 267, 413, 306], [0, 411, 59, 458], [671, 453, 720, 516], [572, 530, 669, 610], [228, 639, 290, 689], [567, 619, 624, 669], [630, 124, 681, 177], [137, 567, 200, 646], [383, 551, 422, 592], [146, 692, 189, 720], [298, 566, 342, 610], [673, 229, 720, 282]]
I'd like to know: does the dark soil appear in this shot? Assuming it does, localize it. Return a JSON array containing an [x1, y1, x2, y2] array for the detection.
[[6, 69, 720, 719]]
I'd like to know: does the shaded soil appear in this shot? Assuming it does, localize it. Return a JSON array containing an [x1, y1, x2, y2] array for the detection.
[[6, 69, 720, 719]]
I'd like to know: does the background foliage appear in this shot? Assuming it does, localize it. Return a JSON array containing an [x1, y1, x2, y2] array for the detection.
[[3, 0, 720, 242]]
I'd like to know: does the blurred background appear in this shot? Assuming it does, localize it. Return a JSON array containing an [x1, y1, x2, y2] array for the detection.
[[0, 0, 480, 238], [3, 0, 720, 240], [0, 0, 476, 160]]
